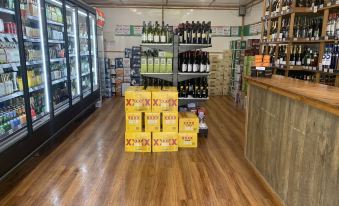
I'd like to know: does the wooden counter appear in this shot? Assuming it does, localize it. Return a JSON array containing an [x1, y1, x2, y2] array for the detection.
[[245, 75, 339, 206]]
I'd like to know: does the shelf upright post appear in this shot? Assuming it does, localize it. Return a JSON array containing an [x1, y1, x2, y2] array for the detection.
[[15, 0, 33, 135], [173, 35, 179, 87]]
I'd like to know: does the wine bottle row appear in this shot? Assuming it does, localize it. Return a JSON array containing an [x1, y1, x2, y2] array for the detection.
[[178, 78, 208, 98], [175, 21, 212, 45], [142, 21, 173, 44], [289, 45, 319, 67], [321, 44, 339, 72], [141, 77, 173, 88], [293, 16, 322, 40], [266, 0, 326, 16], [179, 50, 210, 73]]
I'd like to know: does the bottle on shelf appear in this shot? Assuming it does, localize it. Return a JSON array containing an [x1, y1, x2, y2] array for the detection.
[[141, 21, 173, 44], [322, 44, 339, 72], [178, 77, 208, 98], [176, 21, 212, 45], [179, 50, 210, 73]]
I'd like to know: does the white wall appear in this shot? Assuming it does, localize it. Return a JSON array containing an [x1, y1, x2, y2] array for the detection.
[[244, 1, 263, 40], [101, 8, 242, 59]]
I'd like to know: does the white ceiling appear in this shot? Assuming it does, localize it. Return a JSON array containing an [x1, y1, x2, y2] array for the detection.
[[84, 0, 253, 7]]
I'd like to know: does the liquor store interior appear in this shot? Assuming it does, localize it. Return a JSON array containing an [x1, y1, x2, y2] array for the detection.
[[0, 0, 338, 205]]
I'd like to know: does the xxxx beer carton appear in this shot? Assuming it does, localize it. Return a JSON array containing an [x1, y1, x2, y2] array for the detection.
[[179, 112, 199, 133], [125, 86, 152, 112], [151, 87, 178, 112], [145, 112, 161, 132], [125, 112, 142, 132], [152, 132, 178, 152], [162, 112, 178, 132], [125, 132, 151, 152], [178, 133, 198, 148]]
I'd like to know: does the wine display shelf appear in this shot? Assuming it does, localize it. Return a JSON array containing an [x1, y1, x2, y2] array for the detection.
[[140, 34, 211, 105], [261, 0, 339, 86]]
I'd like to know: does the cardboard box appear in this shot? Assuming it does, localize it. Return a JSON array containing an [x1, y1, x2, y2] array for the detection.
[[125, 87, 152, 112], [131, 77, 141, 86], [122, 83, 131, 96], [125, 48, 132, 58], [141, 57, 147, 73], [148, 57, 154, 73], [125, 112, 142, 132], [125, 132, 151, 152], [179, 112, 199, 133], [145, 112, 161, 132], [132, 46, 141, 53], [154, 57, 160, 73], [160, 58, 166, 73], [152, 87, 178, 112], [166, 58, 173, 73], [130, 68, 140, 77], [124, 68, 131, 77], [162, 112, 178, 132], [123, 76, 131, 82], [178, 133, 198, 148], [115, 58, 123, 68], [116, 68, 124, 77], [152, 132, 178, 152], [123, 58, 130, 68], [158, 51, 174, 58]]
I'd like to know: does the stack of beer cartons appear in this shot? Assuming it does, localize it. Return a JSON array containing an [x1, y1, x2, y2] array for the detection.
[[222, 50, 232, 95], [178, 112, 199, 148], [125, 86, 179, 152], [130, 46, 141, 86], [125, 86, 152, 152], [150, 86, 178, 152], [208, 54, 222, 96]]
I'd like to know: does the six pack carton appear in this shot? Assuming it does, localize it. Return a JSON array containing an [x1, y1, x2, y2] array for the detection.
[[178, 133, 198, 148], [125, 132, 151, 152], [125, 86, 151, 112], [152, 132, 178, 152], [179, 112, 199, 133], [125, 112, 142, 132], [162, 112, 178, 132], [145, 112, 161, 132]]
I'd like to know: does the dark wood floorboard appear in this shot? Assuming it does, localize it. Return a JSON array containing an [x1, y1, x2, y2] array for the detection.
[[0, 96, 276, 206]]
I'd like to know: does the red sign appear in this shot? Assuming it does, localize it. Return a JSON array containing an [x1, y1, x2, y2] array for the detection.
[[96, 8, 105, 28]]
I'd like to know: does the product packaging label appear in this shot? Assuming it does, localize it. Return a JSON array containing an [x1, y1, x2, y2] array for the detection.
[[178, 133, 198, 148], [162, 112, 178, 132], [125, 112, 142, 132], [125, 132, 151, 152], [145, 112, 161, 132], [152, 132, 178, 152]]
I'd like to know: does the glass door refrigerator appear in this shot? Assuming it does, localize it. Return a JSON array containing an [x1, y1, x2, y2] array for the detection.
[[66, 3, 80, 104], [0, 1, 28, 146], [20, 0, 50, 129], [44, 0, 69, 115], [77, 9, 91, 98], [89, 13, 98, 91]]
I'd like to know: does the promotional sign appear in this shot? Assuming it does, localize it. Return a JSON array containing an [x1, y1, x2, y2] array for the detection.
[[96, 8, 105, 28]]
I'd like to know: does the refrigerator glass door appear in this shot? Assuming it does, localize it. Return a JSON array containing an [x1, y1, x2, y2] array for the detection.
[[89, 14, 98, 91], [66, 4, 80, 104], [0, 2, 28, 146], [45, 0, 70, 115], [78, 9, 90, 97], [20, 0, 50, 130]]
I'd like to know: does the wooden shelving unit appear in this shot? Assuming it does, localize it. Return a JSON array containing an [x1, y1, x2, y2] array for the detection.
[[260, 0, 339, 87]]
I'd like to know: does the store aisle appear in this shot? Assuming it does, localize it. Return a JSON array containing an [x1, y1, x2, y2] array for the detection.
[[0, 96, 276, 206]]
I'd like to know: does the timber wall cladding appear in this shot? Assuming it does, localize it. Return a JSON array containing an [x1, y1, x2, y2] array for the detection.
[[245, 85, 339, 206]]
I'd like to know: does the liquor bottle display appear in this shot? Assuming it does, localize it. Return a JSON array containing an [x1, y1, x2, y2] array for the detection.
[[141, 49, 173, 73], [179, 50, 210, 73], [141, 21, 173, 44], [175, 21, 212, 45], [321, 44, 339, 73], [326, 12, 339, 39], [141, 76, 173, 88], [293, 16, 322, 40], [178, 78, 208, 98], [260, 0, 339, 86]]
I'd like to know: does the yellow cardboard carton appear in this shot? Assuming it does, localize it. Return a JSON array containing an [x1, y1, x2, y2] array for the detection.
[[125, 86, 151, 112], [152, 132, 178, 152], [125, 132, 151, 152], [125, 112, 142, 132], [178, 133, 198, 148], [179, 112, 199, 133], [145, 112, 161, 132], [162, 112, 178, 132], [152, 87, 178, 112]]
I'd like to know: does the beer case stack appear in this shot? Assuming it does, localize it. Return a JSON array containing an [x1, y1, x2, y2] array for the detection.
[[125, 86, 199, 152], [208, 50, 232, 96]]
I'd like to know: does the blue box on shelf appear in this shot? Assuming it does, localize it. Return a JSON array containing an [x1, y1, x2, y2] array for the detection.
[[125, 48, 132, 58], [130, 68, 140, 77], [131, 77, 141, 86], [115, 58, 123, 68]]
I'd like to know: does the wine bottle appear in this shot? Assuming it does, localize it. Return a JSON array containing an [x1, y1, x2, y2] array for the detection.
[[147, 21, 153, 43], [290, 45, 295, 65], [182, 52, 188, 72], [188, 52, 193, 72], [160, 21, 166, 43]]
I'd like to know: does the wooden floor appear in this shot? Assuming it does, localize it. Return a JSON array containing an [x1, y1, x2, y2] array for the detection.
[[0, 96, 276, 206]]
